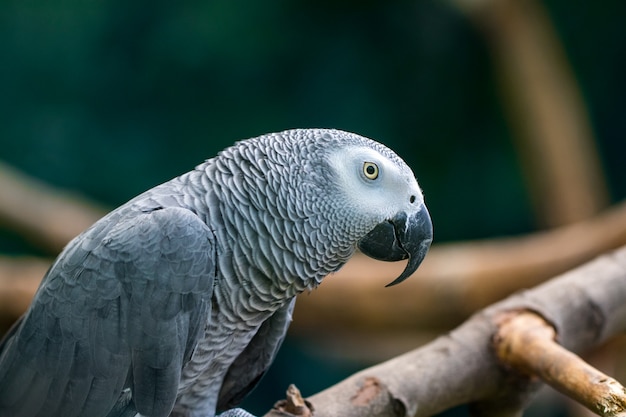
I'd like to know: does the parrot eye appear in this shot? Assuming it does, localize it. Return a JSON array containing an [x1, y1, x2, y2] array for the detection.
[[363, 162, 379, 180]]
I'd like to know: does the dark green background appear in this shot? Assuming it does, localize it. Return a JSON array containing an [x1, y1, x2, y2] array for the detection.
[[1, 1, 624, 415]]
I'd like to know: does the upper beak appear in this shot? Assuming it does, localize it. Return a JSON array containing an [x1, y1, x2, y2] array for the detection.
[[357, 206, 433, 287]]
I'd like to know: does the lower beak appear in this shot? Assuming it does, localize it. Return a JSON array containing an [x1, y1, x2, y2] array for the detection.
[[357, 206, 433, 287]]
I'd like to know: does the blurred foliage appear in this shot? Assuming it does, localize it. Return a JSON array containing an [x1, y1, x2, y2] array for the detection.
[[0, 0, 625, 415]]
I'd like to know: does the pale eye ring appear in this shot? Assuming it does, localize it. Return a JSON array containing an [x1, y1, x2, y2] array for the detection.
[[363, 162, 379, 180]]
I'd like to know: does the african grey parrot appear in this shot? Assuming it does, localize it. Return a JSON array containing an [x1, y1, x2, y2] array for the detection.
[[0, 128, 432, 417]]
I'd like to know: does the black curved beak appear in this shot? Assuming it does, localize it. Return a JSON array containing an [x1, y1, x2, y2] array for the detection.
[[357, 206, 433, 287]]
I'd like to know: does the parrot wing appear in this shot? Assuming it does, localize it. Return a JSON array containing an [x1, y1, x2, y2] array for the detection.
[[0, 206, 216, 417], [216, 297, 296, 412]]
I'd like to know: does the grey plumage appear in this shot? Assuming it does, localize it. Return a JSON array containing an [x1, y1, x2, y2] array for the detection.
[[0, 129, 432, 417]]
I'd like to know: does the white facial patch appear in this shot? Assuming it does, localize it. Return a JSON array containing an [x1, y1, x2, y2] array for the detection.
[[327, 146, 422, 220]]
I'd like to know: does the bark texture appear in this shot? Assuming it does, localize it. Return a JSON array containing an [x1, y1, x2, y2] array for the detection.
[[263, 246, 626, 416]]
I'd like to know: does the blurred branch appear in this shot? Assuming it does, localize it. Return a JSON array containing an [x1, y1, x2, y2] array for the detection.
[[265, 246, 626, 417], [450, 0, 608, 227], [0, 256, 50, 332], [294, 200, 626, 335], [3, 201, 626, 339], [0, 161, 106, 253]]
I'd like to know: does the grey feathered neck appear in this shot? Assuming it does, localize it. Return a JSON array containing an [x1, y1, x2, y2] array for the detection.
[[191, 129, 393, 314]]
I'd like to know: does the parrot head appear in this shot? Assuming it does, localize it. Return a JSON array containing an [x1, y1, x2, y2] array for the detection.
[[323, 138, 433, 286], [213, 128, 432, 291]]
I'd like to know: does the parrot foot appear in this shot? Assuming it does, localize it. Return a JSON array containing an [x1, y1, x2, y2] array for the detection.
[[217, 408, 257, 417]]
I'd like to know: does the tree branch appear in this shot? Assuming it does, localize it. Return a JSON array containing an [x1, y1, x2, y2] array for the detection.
[[265, 245, 626, 416], [495, 312, 626, 417]]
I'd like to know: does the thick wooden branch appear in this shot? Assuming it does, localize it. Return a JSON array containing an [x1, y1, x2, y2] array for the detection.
[[264, 246, 626, 417]]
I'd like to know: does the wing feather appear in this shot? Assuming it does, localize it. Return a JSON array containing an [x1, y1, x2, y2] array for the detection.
[[0, 205, 215, 417]]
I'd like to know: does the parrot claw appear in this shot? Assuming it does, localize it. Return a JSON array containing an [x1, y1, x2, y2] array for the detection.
[[217, 408, 257, 417]]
